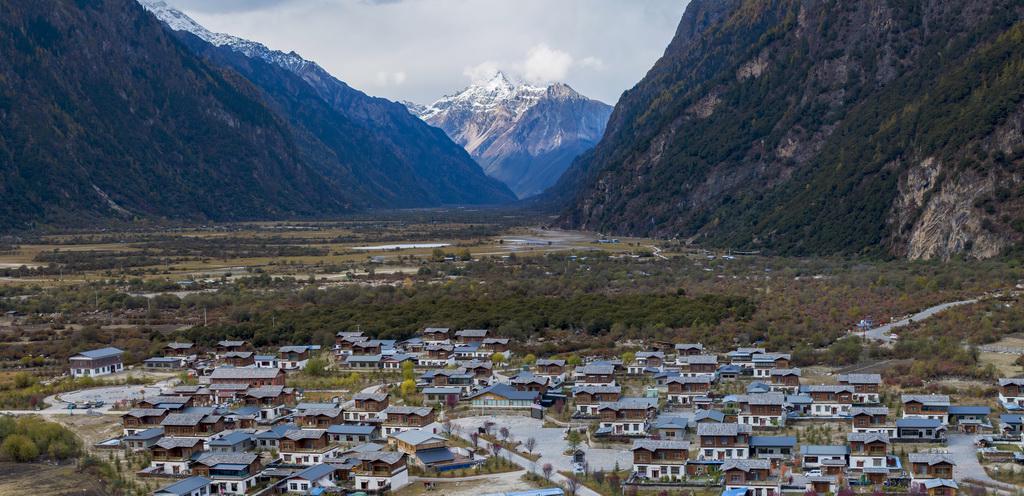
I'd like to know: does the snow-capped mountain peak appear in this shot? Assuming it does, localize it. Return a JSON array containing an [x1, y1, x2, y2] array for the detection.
[[406, 76, 612, 198]]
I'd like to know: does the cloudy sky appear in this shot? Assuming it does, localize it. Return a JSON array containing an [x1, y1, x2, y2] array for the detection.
[[163, 0, 689, 105]]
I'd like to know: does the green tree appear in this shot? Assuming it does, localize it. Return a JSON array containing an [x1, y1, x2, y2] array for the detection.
[[401, 360, 416, 381], [523, 353, 537, 365], [491, 352, 506, 364], [1, 434, 39, 462], [621, 351, 636, 365]]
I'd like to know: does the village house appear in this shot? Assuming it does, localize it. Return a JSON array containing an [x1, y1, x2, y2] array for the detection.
[[191, 452, 262, 495], [419, 368, 475, 391], [947, 405, 993, 433], [574, 362, 616, 385], [382, 406, 434, 435], [800, 445, 849, 472], [283, 464, 342, 494], [351, 451, 409, 493], [468, 383, 539, 409], [631, 439, 689, 481], [677, 354, 719, 376], [422, 386, 461, 406], [837, 373, 882, 404], [295, 407, 344, 429], [161, 413, 226, 438], [144, 356, 187, 370], [388, 429, 454, 469], [69, 347, 124, 378], [279, 429, 339, 465], [895, 418, 947, 441], [254, 423, 298, 451], [768, 368, 801, 392], [138, 395, 193, 411], [123, 408, 169, 435], [596, 397, 659, 437], [722, 458, 779, 496], [627, 351, 666, 374], [728, 347, 766, 369], [848, 432, 898, 483], [666, 375, 715, 405], [209, 367, 286, 387], [999, 378, 1024, 410], [697, 423, 752, 460], [651, 415, 689, 439], [535, 359, 567, 379], [919, 479, 959, 496], [334, 333, 368, 356], [242, 385, 295, 423], [572, 384, 622, 415], [908, 453, 955, 482], [421, 327, 450, 345], [902, 394, 951, 425], [171, 385, 214, 407], [749, 436, 796, 460], [346, 392, 389, 422], [215, 341, 248, 357], [278, 345, 320, 370], [221, 351, 255, 367], [751, 353, 791, 378], [731, 393, 787, 428], [328, 424, 379, 445], [345, 354, 383, 369], [850, 406, 895, 436], [153, 476, 212, 496], [254, 354, 278, 368], [454, 329, 488, 344], [419, 344, 454, 367], [674, 343, 705, 357], [208, 431, 255, 453], [123, 427, 164, 451], [481, 337, 511, 354], [150, 437, 204, 475], [801, 385, 855, 417], [511, 371, 552, 394], [1000, 414, 1023, 436]]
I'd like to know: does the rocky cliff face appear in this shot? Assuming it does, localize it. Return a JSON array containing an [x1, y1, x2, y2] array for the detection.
[[555, 0, 1024, 259], [409, 72, 612, 198]]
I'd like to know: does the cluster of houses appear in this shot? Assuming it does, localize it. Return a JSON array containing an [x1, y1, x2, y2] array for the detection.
[[69, 330, 1024, 496], [563, 344, 1008, 496]]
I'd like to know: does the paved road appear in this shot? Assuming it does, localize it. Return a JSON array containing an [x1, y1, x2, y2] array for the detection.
[[450, 417, 604, 496], [0, 378, 176, 416], [947, 434, 1020, 495], [861, 299, 978, 343]]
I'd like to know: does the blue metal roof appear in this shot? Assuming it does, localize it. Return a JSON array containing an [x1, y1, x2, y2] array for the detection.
[[948, 405, 990, 415], [292, 464, 335, 481], [416, 447, 455, 465], [154, 476, 212, 495], [326, 424, 376, 435], [750, 436, 796, 447], [74, 347, 123, 359], [896, 418, 943, 428]]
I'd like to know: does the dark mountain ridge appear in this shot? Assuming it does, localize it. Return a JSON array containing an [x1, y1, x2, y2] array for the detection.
[[555, 0, 1024, 259]]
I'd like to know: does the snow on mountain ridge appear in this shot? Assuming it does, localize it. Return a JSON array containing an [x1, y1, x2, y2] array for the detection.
[[406, 72, 612, 198], [138, 1, 319, 76]]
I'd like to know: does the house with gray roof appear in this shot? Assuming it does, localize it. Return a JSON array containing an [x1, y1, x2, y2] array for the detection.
[[69, 347, 123, 378]]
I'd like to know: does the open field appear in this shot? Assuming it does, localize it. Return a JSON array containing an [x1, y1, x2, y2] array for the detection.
[[0, 462, 111, 496]]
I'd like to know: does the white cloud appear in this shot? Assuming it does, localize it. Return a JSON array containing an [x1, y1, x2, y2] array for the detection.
[[579, 56, 606, 71], [463, 61, 501, 85], [522, 44, 573, 84], [170, 0, 688, 104], [375, 71, 408, 86]]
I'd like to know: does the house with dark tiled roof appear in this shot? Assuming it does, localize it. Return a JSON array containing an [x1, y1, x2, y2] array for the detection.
[[801, 385, 855, 417], [838, 373, 882, 403], [849, 406, 895, 437], [149, 436, 204, 475], [209, 367, 285, 387], [902, 394, 950, 425], [122, 408, 168, 435], [571, 384, 622, 415], [467, 384, 538, 409], [722, 458, 779, 494], [69, 347, 123, 378], [346, 392, 389, 422], [191, 452, 262, 495], [596, 397, 658, 437], [631, 439, 689, 481], [382, 406, 434, 435], [998, 378, 1024, 410], [153, 476, 212, 496], [666, 375, 715, 405], [697, 423, 752, 460], [280, 429, 339, 466], [351, 450, 409, 493]]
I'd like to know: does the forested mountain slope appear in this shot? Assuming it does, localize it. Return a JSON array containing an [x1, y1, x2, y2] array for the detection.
[[556, 0, 1024, 259]]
